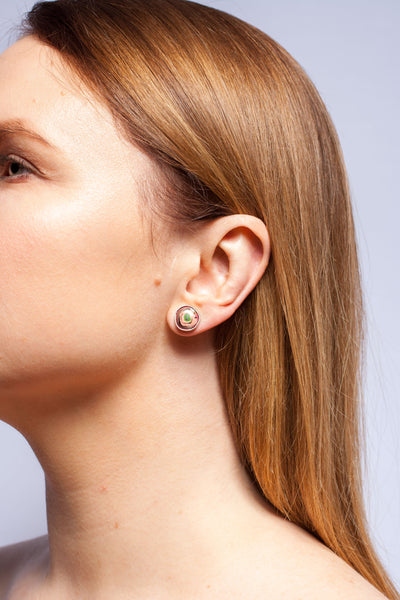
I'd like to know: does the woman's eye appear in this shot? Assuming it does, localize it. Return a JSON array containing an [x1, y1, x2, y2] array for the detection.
[[0, 155, 34, 181]]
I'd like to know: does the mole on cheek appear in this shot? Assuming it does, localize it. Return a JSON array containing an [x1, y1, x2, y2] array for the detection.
[[154, 277, 162, 287]]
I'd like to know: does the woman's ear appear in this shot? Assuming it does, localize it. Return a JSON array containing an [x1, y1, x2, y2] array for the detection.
[[167, 214, 270, 335]]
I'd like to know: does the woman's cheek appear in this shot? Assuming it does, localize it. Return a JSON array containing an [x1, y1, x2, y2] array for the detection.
[[0, 187, 158, 383]]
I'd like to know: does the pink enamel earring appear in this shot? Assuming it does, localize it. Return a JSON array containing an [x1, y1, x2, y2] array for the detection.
[[175, 305, 200, 332]]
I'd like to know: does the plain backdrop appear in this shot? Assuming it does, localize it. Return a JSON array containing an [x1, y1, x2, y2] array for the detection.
[[0, 0, 399, 590]]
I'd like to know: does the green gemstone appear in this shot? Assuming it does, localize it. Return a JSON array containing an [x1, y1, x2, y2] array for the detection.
[[183, 312, 192, 323]]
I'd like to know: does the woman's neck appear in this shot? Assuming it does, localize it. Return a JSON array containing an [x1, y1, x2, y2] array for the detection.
[[14, 341, 275, 598]]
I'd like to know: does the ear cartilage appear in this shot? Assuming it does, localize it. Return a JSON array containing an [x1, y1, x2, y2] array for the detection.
[[175, 305, 200, 332]]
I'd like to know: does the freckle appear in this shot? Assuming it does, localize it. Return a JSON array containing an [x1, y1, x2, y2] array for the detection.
[[154, 277, 162, 287], [114, 522, 119, 529], [60, 90, 66, 96], [99, 485, 108, 493]]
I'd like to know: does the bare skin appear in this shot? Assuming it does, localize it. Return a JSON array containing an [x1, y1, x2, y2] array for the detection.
[[0, 37, 388, 600]]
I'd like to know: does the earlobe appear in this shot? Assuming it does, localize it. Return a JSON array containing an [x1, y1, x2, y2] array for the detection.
[[169, 214, 270, 336]]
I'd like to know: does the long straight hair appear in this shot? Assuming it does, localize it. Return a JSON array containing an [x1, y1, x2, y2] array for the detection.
[[21, 1, 398, 597]]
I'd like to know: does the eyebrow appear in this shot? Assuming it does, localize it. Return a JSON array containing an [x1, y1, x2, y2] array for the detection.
[[0, 119, 58, 150]]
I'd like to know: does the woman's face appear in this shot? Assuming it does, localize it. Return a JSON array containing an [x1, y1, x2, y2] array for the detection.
[[0, 36, 176, 412]]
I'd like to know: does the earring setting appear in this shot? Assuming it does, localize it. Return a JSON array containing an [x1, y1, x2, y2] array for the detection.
[[175, 305, 200, 332]]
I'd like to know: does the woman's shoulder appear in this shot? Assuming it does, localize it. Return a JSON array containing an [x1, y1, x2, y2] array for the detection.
[[0, 535, 48, 596], [288, 545, 389, 600], [252, 516, 390, 600], [0, 528, 391, 599]]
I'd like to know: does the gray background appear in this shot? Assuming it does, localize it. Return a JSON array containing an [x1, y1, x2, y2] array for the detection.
[[1, 0, 399, 590]]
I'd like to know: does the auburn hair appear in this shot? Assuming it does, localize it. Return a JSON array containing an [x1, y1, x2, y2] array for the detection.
[[20, 1, 398, 597]]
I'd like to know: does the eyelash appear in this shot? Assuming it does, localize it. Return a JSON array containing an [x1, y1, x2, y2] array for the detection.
[[0, 154, 34, 182]]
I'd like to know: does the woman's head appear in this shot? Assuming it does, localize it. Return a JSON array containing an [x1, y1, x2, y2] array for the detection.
[[14, 0, 359, 410], [0, 0, 397, 597]]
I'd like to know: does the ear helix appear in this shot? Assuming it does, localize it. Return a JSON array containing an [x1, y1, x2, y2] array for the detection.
[[175, 305, 200, 332]]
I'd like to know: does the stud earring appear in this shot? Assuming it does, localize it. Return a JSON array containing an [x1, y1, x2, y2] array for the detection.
[[175, 305, 200, 332]]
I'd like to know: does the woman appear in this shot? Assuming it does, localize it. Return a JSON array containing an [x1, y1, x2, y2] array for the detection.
[[0, 0, 398, 598]]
